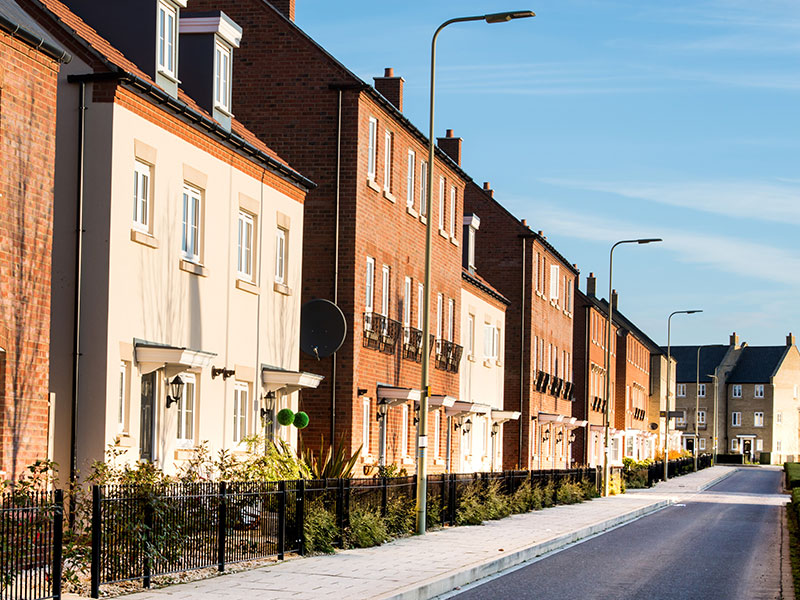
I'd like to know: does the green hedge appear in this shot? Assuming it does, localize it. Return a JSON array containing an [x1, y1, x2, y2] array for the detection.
[[786, 462, 800, 489]]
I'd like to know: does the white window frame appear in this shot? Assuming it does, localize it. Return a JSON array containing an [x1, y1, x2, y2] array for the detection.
[[214, 41, 232, 113], [233, 382, 249, 444], [732, 411, 741, 427], [438, 176, 445, 231], [365, 257, 375, 312], [467, 314, 475, 358], [777, 412, 783, 425], [549, 264, 560, 302], [447, 298, 454, 341], [436, 293, 443, 339], [406, 150, 415, 209], [362, 399, 370, 455], [118, 362, 127, 433], [133, 160, 151, 232], [732, 384, 742, 398], [275, 227, 286, 284], [699, 437, 706, 450], [403, 276, 412, 327], [483, 322, 494, 359], [177, 373, 196, 447], [420, 161, 428, 216], [697, 410, 706, 425], [157, 1, 177, 77], [181, 184, 201, 263], [698, 383, 706, 398], [754, 384, 764, 398], [731, 438, 739, 452], [367, 117, 377, 180], [756, 439, 763, 452], [237, 211, 254, 281], [417, 283, 424, 329], [777, 440, 783, 452], [449, 186, 456, 238], [401, 404, 409, 457], [677, 383, 686, 398], [383, 130, 393, 192], [381, 265, 390, 317], [754, 411, 764, 427]]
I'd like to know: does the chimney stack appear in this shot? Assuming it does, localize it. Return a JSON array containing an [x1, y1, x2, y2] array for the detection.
[[788, 333, 796, 347], [483, 182, 494, 198], [437, 129, 462, 165], [587, 273, 596, 297], [730, 332, 739, 347], [521, 219, 527, 226], [270, 0, 295, 21], [373, 67, 404, 111], [611, 289, 618, 312]]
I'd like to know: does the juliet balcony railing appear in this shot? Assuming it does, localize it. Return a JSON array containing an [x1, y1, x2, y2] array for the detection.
[[362, 312, 401, 354], [403, 326, 423, 362], [535, 370, 550, 393], [434, 339, 463, 373]]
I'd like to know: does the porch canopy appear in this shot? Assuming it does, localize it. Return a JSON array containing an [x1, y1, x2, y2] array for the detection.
[[590, 423, 619, 435], [377, 385, 421, 408], [491, 410, 521, 424], [261, 365, 324, 394], [445, 401, 491, 419], [135, 340, 216, 377]]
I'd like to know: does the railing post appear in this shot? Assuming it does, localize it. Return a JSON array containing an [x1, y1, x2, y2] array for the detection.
[[217, 481, 227, 572], [381, 477, 388, 518], [53, 489, 64, 600], [143, 494, 153, 588], [278, 480, 287, 560], [336, 479, 345, 546], [440, 473, 447, 526], [296, 479, 306, 556], [449, 474, 457, 526], [90, 485, 101, 598]]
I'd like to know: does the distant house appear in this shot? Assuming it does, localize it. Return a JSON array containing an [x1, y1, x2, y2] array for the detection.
[[0, 0, 70, 479]]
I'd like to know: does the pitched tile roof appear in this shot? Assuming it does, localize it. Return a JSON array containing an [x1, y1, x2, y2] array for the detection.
[[0, 0, 69, 61], [726, 346, 790, 384], [665, 345, 730, 383], [462, 268, 510, 306]]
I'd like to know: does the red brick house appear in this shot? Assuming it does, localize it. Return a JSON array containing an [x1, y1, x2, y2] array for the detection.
[[464, 181, 580, 470], [0, 0, 70, 479], [186, 0, 469, 472]]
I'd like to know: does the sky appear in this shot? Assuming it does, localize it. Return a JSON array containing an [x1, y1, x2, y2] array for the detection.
[[295, 0, 800, 348]]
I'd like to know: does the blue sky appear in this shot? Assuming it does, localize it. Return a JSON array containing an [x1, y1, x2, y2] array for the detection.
[[296, 0, 800, 347]]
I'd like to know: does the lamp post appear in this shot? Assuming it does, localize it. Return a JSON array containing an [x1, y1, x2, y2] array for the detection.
[[417, 9, 535, 536], [709, 370, 718, 465], [694, 345, 703, 472], [602, 238, 661, 497], [664, 309, 702, 481]]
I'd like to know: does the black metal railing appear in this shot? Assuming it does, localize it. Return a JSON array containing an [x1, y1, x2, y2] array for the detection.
[[403, 326, 423, 362], [434, 339, 463, 373], [362, 312, 401, 354], [1, 490, 63, 600]]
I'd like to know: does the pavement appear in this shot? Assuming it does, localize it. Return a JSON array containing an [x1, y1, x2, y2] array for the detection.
[[90, 465, 744, 600]]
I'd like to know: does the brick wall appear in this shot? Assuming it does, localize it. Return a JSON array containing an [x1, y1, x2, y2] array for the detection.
[[0, 32, 60, 479]]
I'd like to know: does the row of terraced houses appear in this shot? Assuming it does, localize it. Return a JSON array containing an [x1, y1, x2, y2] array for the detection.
[[2, 0, 799, 483]]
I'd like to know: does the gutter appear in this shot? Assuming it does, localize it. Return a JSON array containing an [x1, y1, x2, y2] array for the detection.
[[0, 12, 71, 63]]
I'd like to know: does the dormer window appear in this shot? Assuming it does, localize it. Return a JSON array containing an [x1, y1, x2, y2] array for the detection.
[[462, 214, 480, 273], [157, 1, 178, 77], [214, 42, 232, 113]]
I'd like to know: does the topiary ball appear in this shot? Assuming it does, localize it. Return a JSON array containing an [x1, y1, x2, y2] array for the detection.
[[293, 411, 309, 429], [277, 408, 295, 426]]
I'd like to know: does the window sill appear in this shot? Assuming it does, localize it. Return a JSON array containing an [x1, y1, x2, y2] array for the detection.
[[361, 454, 375, 465], [214, 103, 234, 118], [419, 215, 427, 225], [114, 434, 135, 448], [406, 205, 418, 218], [433, 458, 444, 466], [383, 189, 396, 203], [438, 228, 449, 239], [274, 281, 292, 296], [367, 178, 381, 193], [174, 448, 195, 460], [180, 259, 208, 277], [130, 229, 158, 248], [483, 359, 493, 368], [450, 236, 459, 247], [402, 457, 415, 465], [536, 291, 544, 298], [496, 360, 503, 367], [157, 68, 181, 84], [467, 354, 476, 363], [236, 279, 259, 295]]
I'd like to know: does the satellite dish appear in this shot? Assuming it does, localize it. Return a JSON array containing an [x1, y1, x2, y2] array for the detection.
[[649, 422, 658, 430], [300, 299, 346, 359]]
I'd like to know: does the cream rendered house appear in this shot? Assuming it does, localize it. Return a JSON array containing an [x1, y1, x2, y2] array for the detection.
[[40, 0, 319, 479], [456, 215, 518, 472]]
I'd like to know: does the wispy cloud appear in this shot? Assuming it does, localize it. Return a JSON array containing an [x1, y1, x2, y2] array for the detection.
[[539, 178, 800, 225]]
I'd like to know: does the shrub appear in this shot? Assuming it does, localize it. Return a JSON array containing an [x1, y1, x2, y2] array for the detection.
[[385, 496, 415, 536], [346, 507, 389, 548], [483, 480, 512, 520], [456, 482, 488, 526], [786, 463, 800, 489], [608, 473, 625, 495], [294, 411, 309, 429], [277, 408, 295, 426], [556, 481, 583, 505], [622, 458, 652, 489], [542, 480, 556, 508], [304, 500, 338, 554], [581, 478, 600, 499]]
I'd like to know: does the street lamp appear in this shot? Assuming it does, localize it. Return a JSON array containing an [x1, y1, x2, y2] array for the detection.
[[417, 8, 535, 536], [709, 370, 719, 465], [664, 309, 702, 481], [603, 238, 662, 497]]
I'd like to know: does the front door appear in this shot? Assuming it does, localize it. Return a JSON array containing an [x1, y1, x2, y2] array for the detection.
[[742, 439, 752, 460], [140, 372, 156, 461], [685, 437, 695, 455]]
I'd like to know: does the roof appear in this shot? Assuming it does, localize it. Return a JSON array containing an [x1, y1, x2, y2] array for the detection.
[[26, 0, 312, 191], [462, 268, 510, 306], [726, 346, 790, 384], [666, 345, 730, 383], [0, 0, 70, 61]]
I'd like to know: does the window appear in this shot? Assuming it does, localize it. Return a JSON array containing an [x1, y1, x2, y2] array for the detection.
[[754, 411, 764, 427], [447, 299, 454, 341], [495, 328, 501, 362], [778, 440, 783, 452], [438, 176, 445, 231], [381, 266, 390, 316], [698, 410, 706, 425], [677, 384, 686, 398], [754, 384, 764, 398], [698, 383, 706, 398], [420, 161, 428, 216], [365, 257, 375, 311], [731, 438, 739, 452], [732, 384, 742, 398], [433, 410, 440, 458], [549, 264, 560, 302], [383, 131, 393, 191], [181, 184, 201, 262], [118, 362, 127, 432], [214, 42, 231, 112], [777, 412, 783, 424], [467, 226, 476, 270], [157, 1, 177, 76], [362, 399, 370, 455], [732, 411, 741, 427], [484, 323, 494, 359], [676, 411, 686, 426], [177, 373, 195, 446], [367, 118, 377, 180], [403, 277, 411, 327], [237, 211, 254, 280], [401, 404, 409, 456], [699, 438, 706, 450], [275, 227, 286, 284], [756, 439, 763, 452], [467, 314, 475, 357], [233, 383, 248, 443], [449, 186, 456, 238], [133, 161, 151, 231], [417, 283, 424, 329], [406, 150, 415, 209], [436, 293, 443, 338], [565, 278, 573, 312]]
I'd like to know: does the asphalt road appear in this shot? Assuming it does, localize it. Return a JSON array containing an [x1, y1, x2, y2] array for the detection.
[[452, 468, 787, 600]]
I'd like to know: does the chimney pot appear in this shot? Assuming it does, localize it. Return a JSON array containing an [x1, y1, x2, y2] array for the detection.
[[538, 230, 543, 236], [483, 181, 491, 190], [611, 289, 618, 311], [521, 219, 527, 226], [384, 67, 394, 77], [446, 129, 454, 138], [730, 332, 739, 347], [270, 0, 295, 21], [436, 131, 463, 165]]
